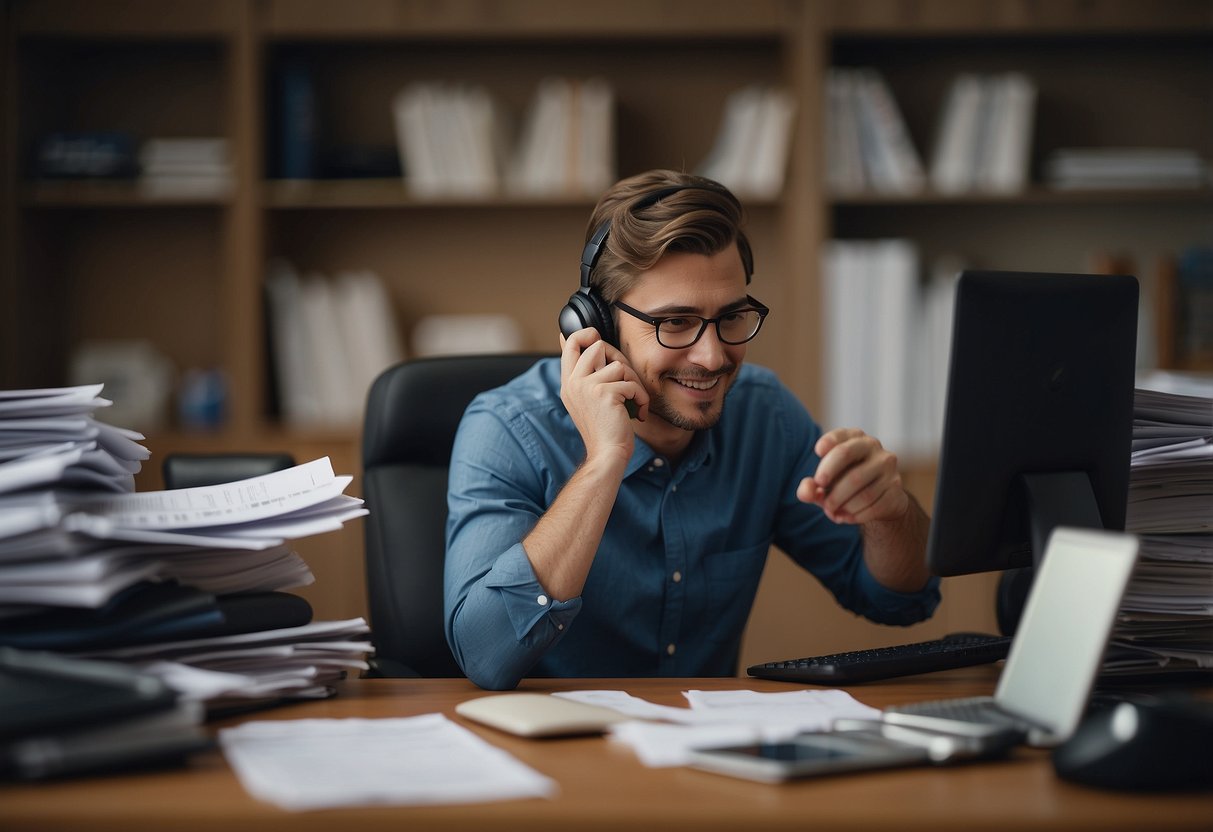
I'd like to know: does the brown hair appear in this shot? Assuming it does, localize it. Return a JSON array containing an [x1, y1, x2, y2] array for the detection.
[[584, 169, 754, 305]]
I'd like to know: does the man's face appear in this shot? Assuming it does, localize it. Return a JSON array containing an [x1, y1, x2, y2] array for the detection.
[[615, 246, 752, 437]]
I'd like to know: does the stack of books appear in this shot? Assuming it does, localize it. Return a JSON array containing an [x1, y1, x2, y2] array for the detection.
[[138, 138, 233, 198], [1106, 383, 1213, 681], [1044, 148, 1211, 190], [0, 386, 372, 713]]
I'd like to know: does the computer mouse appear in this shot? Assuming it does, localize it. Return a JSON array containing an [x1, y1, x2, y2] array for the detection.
[[1052, 696, 1213, 791]]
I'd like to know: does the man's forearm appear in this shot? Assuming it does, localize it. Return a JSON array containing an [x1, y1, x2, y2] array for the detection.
[[860, 492, 932, 592], [522, 454, 625, 599]]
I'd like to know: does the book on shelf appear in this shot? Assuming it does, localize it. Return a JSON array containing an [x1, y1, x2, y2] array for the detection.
[[392, 77, 615, 199], [137, 137, 233, 199], [265, 260, 404, 429], [275, 60, 318, 180], [821, 240, 960, 458], [825, 69, 924, 196], [507, 77, 616, 198], [698, 84, 796, 200], [929, 72, 1036, 195], [393, 82, 510, 198], [34, 131, 139, 180], [1044, 147, 1211, 190]]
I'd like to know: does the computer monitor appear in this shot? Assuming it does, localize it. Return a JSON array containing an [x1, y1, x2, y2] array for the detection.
[[926, 270, 1139, 634]]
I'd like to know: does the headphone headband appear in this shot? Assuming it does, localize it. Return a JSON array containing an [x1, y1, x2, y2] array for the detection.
[[578, 184, 702, 289]]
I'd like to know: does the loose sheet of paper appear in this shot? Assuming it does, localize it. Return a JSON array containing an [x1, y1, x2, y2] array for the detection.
[[219, 714, 557, 810], [554, 688, 882, 767]]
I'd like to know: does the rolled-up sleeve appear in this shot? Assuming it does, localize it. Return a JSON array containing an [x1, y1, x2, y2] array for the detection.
[[444, 403, 582, 690]]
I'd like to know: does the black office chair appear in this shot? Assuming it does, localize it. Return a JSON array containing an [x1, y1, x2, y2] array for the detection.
[[162, 453, 296, 489], [361, 353, 551, 678]]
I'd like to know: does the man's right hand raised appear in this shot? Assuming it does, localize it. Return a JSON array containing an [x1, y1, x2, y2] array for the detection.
[[559, 328, 649, 468]]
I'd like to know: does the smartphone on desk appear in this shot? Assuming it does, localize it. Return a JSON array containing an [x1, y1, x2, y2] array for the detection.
[[686, 732, 932, 784]]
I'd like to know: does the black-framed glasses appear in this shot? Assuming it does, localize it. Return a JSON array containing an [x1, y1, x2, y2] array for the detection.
[[612, 296, 770, 349]]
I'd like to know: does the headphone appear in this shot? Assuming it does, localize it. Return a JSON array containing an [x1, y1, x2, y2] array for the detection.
[[559, 183, 729, 348]]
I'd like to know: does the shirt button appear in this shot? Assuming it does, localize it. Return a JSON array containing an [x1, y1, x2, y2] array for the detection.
[[672, 571, 682, 583], [653, 458, 665, 468], [671, 484, 678, 493], [667, 643, 676, 656], [557, 623, 564, 631], [537, 594, 548, 606]]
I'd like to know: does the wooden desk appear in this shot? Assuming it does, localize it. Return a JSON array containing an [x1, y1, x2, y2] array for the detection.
[[1, 668, 1210, 831]]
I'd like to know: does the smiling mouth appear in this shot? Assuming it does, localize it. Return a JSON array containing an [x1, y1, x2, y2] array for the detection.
[[670, 376, 721, 391]]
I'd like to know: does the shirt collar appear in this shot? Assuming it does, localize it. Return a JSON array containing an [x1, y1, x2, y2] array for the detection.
[[624, 427, 715, 479]]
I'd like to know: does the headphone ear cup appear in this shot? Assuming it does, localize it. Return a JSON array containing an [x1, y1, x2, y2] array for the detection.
[[558, 289, 617, 348]]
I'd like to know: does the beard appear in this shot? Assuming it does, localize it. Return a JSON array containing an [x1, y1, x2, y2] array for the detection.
[[648, 366, 735, 431]]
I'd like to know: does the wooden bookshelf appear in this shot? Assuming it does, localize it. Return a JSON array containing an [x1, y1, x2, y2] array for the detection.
[[3, 0, 1211, 667]]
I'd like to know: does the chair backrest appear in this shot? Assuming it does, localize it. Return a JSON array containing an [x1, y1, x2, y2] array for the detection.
[[361, 353, 550, 677], [162, 453, 296, 489]]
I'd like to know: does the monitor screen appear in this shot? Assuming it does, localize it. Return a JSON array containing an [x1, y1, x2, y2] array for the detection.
[[926, 271, 1138, 628]]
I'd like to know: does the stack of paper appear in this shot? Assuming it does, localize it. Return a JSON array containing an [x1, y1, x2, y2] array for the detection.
[[0, 388, 372, 709], [1108, 385, 1213, 679], [0, 384, 148, 496]]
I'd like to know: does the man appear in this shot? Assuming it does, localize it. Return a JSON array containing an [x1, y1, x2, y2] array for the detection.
[[445, 169, 939, 690]]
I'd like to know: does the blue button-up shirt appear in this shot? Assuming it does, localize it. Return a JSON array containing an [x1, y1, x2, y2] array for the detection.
[[444, 359, 940, 689]]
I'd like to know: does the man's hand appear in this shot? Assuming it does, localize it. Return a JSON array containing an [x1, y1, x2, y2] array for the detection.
[[796, 427, 910, 525], [559, 328, 649, 466], [797, 427, 930, 593]]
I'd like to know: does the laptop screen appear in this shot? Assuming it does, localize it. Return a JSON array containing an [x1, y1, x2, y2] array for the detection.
[[994, 528, 1139, 737]]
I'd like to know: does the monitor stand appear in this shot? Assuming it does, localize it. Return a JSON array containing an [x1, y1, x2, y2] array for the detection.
[[996, 471, 1105, 635]]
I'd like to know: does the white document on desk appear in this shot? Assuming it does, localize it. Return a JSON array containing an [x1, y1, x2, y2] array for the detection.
[[219, 714, 557, 810], [555, 688, 881, 767]]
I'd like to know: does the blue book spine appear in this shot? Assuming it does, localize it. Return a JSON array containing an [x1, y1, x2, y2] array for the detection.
[[277, 61, 317, 179]]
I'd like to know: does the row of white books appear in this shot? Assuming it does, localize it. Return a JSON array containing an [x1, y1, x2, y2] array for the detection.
[[930, 73, 1036, 194], [696, 85, 797, 200], [826, 68, 924, 195], [393, 78, 615, 199], [827, 68, 1037, 196], [265, 260, 405, 429], [821, 239, 960, 458]]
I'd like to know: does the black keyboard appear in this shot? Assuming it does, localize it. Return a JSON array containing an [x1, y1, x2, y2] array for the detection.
[[747, 632, 1013, 684]]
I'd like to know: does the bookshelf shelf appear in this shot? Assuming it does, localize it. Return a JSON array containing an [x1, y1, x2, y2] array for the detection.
[[262, 179, 596, 210], [831, 187, 1213, 208], [24, 180, 233, 208]]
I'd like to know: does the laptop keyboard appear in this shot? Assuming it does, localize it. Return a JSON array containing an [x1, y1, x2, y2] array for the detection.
[[747, 632, 1012, 684], [886, 696, 1028, 729]]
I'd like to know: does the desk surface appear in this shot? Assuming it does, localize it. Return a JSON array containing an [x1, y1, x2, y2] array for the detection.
[[2, 668, 1210, 832]]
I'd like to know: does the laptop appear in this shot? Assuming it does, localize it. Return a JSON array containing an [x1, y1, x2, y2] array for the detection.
[[881, 527, 1139, 747]]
